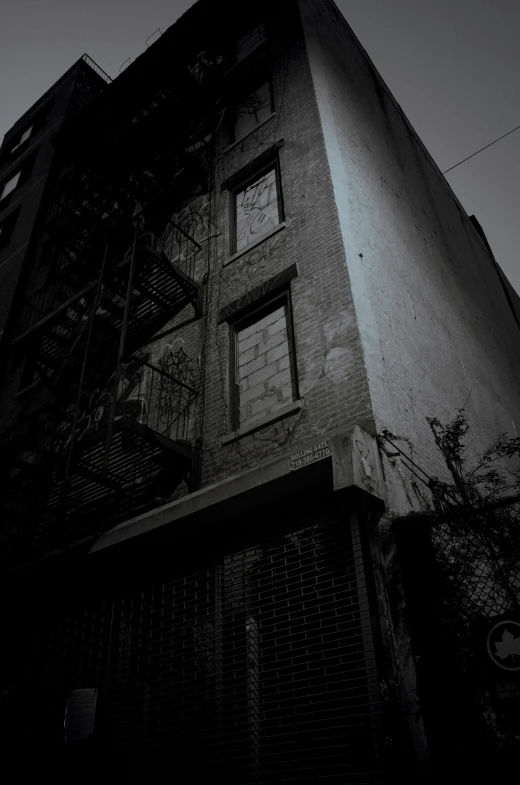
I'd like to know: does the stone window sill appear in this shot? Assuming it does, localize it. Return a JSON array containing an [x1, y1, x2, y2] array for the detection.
[[224, 113, 276, 154], [224, 221, 287, 268], [221, 399, 302, 445]]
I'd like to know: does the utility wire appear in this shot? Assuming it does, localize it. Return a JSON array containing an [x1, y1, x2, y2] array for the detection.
[[442, 122, 520, 174]]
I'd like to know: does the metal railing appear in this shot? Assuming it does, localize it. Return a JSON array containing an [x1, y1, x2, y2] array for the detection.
[[0, 354, 197, 502], [157, 220, 202, 282], [81, 54, 112, 84], [16, 263, 94, 336]]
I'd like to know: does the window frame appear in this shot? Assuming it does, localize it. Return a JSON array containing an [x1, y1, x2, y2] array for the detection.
[[0, 170, 21, 202], [233, 74, 274, 143], [10, 125, 33, 156], [0, 150, 38, 206], [230, 158, 284, 255], [235, 22, 268, 65], [1, 101, 51, 166], [229, 289, 299, 431]]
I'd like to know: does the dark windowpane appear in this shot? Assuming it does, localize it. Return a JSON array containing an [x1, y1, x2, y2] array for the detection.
[[235, 81, 272, 140]]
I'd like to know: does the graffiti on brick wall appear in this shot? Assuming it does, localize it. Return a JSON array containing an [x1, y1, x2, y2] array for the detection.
[[235, 81, 272, 140], [156, 343, 197, 438], [161, 193, 220, 268]]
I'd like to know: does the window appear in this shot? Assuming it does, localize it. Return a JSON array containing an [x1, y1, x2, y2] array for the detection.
[[0, 207, 20, 251], [231, 295, 297, 430], [0, 151, 37, 205], [233, 164, 283, 253], [0, 171, 21, 202], [10, 125, 33, 155], [236, 22, 267, 63], [4, 102, 51, 164], [235, 80, 273, 141]]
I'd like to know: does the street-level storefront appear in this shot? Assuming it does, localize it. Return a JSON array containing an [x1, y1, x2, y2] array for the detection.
[[3, 433, 395, 783]]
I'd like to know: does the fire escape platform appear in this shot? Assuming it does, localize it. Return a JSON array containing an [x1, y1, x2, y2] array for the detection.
[[14, 244, 200, 349], [63, 420, 196, 518], [3, 419, 198, 528], [126, 245, 202, 339]]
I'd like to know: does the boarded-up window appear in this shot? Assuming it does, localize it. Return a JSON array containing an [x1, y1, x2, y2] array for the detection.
[[234, 167, 281, 252], [235, 81, 272, 140], [236, 23, 267, 63], [235, 298, 296, 428]]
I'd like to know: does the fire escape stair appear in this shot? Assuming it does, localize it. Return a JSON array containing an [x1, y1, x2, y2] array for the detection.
[[13, 238, 200, 392], [117, 242, 202, 345]]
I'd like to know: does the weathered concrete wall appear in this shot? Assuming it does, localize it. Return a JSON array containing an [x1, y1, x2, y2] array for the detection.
[[299, 0, 520, 517]]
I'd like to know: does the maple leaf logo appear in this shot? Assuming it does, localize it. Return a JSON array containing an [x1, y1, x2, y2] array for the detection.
[[494, 628, 520, 664]]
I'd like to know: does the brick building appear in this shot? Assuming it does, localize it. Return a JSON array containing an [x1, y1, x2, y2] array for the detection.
[[0, 1, 519, 782]]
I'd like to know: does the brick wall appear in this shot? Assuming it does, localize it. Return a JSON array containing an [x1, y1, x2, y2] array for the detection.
[[0, 0, 375, 493], [131, 0, 374, 494], [193, 0, 373, 486]]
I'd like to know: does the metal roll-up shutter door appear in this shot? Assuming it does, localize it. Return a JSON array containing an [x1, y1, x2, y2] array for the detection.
[[28, 496, 385, 783]]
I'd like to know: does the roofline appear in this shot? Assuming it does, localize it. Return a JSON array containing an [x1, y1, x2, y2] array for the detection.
[[3, 55, 109, 140]]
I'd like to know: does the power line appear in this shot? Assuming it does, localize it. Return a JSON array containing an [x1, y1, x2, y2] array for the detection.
[[442, 122, 520, 174]]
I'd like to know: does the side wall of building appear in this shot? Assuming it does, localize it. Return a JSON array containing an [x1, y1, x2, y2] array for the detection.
[[135, 0, 376, 492], [0, 62, 106, 352], [299, 0, 520, 515], [0, 63, 108, 422]]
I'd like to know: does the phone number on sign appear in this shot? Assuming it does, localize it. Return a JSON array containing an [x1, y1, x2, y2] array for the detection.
[[290, 443, 330, 470]]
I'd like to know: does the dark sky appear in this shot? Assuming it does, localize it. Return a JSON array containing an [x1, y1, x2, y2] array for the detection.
[[1, 0, 519, 294]]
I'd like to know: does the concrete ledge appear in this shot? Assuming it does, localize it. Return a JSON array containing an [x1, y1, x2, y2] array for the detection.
[[221, 399, 302, 445], [89, 431, 323, 555], [87, 425, 385, 557]]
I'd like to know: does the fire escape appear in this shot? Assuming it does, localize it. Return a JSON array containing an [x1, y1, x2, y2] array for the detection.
[[0, 42, 226, 558]]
